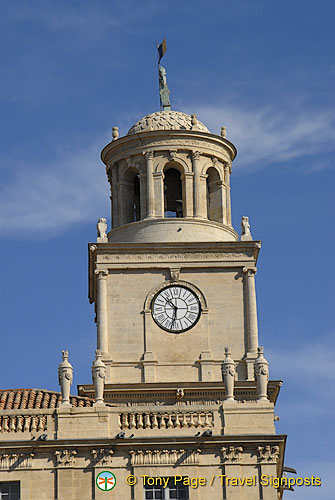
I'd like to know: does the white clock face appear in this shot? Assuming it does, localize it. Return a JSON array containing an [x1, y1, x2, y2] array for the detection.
[[152, 285, 201, 333]]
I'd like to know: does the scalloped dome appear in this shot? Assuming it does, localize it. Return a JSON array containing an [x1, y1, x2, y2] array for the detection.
[[127, 110, 210, 135]]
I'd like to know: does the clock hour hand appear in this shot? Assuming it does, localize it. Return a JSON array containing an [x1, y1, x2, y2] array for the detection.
[[166, 299, 177, 310]]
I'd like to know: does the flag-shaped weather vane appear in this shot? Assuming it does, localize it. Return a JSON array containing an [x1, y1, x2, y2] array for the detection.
[[157, 38, 171, 111]]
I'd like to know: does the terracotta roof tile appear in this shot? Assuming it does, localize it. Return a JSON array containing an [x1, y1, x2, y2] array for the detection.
[[0, 389, 93, 410]]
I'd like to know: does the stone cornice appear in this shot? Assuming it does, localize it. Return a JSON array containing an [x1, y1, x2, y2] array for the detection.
[[101, 129, 237, 166]]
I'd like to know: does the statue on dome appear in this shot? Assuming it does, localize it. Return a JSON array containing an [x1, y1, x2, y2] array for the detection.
[[159, 65, 171, 111]]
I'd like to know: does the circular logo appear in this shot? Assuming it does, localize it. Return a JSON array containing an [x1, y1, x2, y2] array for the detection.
[[96, 471, 116, 491]]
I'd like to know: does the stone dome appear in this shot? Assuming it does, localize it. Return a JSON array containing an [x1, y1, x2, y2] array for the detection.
[[127, 110, 210, 135]]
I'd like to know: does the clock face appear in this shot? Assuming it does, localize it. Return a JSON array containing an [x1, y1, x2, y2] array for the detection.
[[152, 285, 201, 333]]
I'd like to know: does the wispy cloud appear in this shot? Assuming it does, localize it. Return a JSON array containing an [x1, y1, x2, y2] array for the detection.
[[183, 104, 335, 169], [0, 138, 110, 236], [267, 337, 335, 416]]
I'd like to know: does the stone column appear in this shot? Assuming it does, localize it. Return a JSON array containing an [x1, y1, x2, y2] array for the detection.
[[224, 162, 232, 225], [192, 151, 202, 218], [243, 267, 259, 355], [153, 172, 164, 217], [95, 270, 109, 355], [182, 172, 194, 218], [144, 151, 155, 218]]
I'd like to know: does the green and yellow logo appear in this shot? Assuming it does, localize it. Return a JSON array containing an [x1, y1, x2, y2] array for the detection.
[[96, 471, 116, 491]]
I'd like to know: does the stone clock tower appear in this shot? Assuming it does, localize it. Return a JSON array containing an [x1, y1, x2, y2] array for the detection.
[[79, 109, 287, 499], [87, 111, 261, 385], [0, 106, 288, 500]]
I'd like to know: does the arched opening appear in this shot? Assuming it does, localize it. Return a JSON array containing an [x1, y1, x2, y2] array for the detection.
[[206, 167, 222, 222], [164, 168, 183, 218], [122, 167, 141, 224]]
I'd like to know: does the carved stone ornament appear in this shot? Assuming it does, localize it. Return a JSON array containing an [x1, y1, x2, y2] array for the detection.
[[221, 126, 227, 138], [191, 114, 201, 130], [112, 127, 119, 141], [54, 449, 77, 467], [222, 347, 236, 402], [254, 347, 269, 401], [241, 216, 253, 241], [169, 267, 180, 282], [0, 453, 34, 470], [144, 150, 154, 160], [176, 388, 184, 399], [146, 116, 153, 130], [221, 446, 243, 463], [242, 266, 257, 278], [89, 244, 97, 253], [94, 269, 108, 279], [257, 445, 280, 463], [129, 449, 201, 466], [191, 150, 201, 161], [97, 218, 108, 241], [91, 448, 113, 466], [168, 149, 177, 160], [58, 350, 73, 406], [91, 349, 106, 405]]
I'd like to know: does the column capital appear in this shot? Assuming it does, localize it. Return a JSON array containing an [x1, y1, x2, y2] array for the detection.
[[168, 149, 178, 160], [191, 150, 201, 161], [143, 150, 154, 160], [242, 266, 257, 277], [95, 270, 108, 279], [224, 161, 232, 174]]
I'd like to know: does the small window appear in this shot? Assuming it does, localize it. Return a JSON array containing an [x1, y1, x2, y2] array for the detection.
[[0, 482, 20, 500], [144, 477, 189, 500]]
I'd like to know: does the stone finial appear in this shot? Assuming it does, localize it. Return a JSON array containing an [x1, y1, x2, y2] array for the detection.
[[58, 350, 73, 406], [254, 347, 269, 401], [191, 114, 200, 130], [97, 218, 108, 242], [222, 347, 236, 402], [92, 350, 106, 406], [241, 216, 253, 241], [220, 126, 227, 138], [112, 127, 119, 141]]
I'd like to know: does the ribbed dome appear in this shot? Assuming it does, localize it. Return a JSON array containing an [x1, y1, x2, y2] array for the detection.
[[127, 110, 210, 135]]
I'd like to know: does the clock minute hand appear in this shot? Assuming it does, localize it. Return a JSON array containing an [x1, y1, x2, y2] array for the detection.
[[166, 299, 177, 310]]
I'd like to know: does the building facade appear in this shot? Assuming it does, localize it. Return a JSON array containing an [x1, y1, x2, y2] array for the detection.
[[0, 109, 287, 499]]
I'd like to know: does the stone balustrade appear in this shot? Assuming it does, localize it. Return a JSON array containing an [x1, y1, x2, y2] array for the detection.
[[0, 414, 47, 433], [119, 411, 213, 430]]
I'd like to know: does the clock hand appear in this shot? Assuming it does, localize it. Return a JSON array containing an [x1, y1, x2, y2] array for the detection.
[[166, 299, 177, 310]]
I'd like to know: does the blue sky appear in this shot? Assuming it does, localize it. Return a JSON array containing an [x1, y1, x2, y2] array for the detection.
[[0, 1, 334, 498]]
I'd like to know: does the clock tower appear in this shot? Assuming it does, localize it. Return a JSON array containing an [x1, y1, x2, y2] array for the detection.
[[78, 108, 287, 499]]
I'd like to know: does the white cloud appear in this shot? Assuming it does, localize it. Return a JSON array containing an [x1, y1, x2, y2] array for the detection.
[[267, 338, 335, 418], [0, 138, 110, 236], [183, 104, 335, 169]]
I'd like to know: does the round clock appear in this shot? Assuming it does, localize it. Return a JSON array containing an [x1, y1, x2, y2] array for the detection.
[[152, 285, 201, 333]]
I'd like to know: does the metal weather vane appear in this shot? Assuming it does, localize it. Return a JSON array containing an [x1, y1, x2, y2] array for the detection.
[[157, 37, 171, 111]]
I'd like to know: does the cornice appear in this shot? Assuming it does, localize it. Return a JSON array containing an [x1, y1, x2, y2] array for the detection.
[[101, 129, 237, 165]]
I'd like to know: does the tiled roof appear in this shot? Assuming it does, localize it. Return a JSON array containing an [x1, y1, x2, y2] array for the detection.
[[0, 389, 93, 410]]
